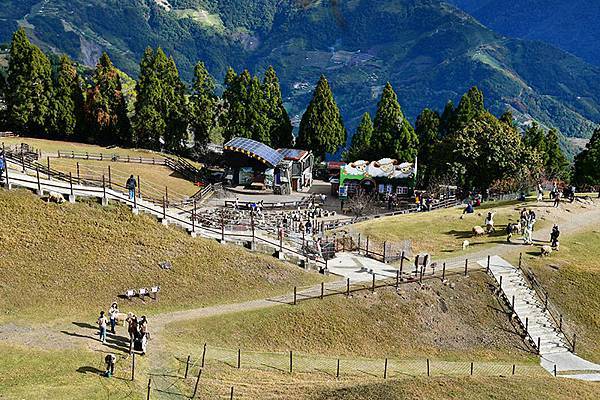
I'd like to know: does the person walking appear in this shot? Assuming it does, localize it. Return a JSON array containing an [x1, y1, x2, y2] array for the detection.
[[551, 225, 561, 250], [138, 316, 148, 355], [553, 191, 561, 208], [108, 302, 119, 334], [97, 311, 108, 344], [126, 175, 137, 201], [537, 183, 544, 202], [126, 313, 138, 354]]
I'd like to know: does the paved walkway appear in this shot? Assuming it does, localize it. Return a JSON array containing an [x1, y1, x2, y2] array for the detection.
[[478, 256, 600, 381]]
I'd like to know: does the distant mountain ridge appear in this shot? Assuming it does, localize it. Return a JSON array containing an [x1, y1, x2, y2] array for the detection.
[[1, 0, 599, 139], [447, 0, 600, 66]]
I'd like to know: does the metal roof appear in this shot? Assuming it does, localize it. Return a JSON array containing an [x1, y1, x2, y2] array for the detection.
[[223, 137, 284, 168], [277, 148, 309, 161]]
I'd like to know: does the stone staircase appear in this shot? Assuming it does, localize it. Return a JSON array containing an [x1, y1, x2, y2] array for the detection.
[[479, 256, 600, 381]]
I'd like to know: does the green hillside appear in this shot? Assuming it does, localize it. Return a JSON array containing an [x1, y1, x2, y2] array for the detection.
[[1, 0, 599, 137]]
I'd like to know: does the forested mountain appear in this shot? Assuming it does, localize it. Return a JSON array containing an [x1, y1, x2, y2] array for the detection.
[[448, 0, 600, 67], [1, 0, 599, 138]]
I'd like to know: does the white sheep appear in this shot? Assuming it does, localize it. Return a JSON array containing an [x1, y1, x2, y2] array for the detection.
[[46, 191, 65, 204], [462, 240, 470, 250], [541, 245, 552, 257], [472, 226, 485, 236]]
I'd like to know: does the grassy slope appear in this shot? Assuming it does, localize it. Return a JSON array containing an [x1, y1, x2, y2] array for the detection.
[[167, 272, 533, 363], [514, 229, 600, 363], [0, 189, 324, 324], [2, 137, 201, 200], [314, 378, 600, 400], [348, 200, 549, 257]]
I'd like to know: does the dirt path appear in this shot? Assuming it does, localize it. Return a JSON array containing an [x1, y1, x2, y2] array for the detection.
[[2, 199, 599, 355]]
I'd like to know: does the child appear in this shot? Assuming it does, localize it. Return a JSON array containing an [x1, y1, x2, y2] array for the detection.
[[104, 354, 116, 378]]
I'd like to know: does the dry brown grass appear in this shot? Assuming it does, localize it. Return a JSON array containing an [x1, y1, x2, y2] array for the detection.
[[167, 272, 533, 362], [0, 189, 324, 324]]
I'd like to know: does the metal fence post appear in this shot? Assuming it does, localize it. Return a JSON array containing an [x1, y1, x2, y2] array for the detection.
[[131, 353, 135, 381], [201, 343, 207, 368], [346, 278, 350, 297], [383, 241, 387, 263], [486, 255, 490, 274], [47, 156, 51, 179], [76, 162, 80, 183], [237, 349, 241, 369], [384, 358, 388, 379], [147, 378, 151, 400], [293, 287, 297, 305], [442, 262, 446, 281], [36, 167, 41, 193], [336, 359, 340, 378], [427, 358, 430, 376], [69, 172, 74, 197], [464, 259, 468, 276], [184, 355, 191, 379], [102, 175, 107, 200], [162, 196, 166, 220], [519, 252, 522, 269], [230, 386, 234, 400], [321, 282, 324, 299], [289, 351, 293, 373], [372, 273, 375, 292], [108, 165, 112, 189]]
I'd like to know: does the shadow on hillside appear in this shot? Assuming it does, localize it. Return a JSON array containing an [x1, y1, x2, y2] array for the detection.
[[446, 228, 508, 240], [72, 322, 96, 330]]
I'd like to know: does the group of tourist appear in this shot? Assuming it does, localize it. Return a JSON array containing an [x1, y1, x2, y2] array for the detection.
[[96, 302, 149, 378]]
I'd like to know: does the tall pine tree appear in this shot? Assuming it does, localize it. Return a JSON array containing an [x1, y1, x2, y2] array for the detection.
[[6, 28, 53, 136], [415, 108, 441, 187], [263, 66, 293, 148], [163, 56, 189, 153], [371, 82, 418, 161], [573, 128, 600, 187], [345, 112, 373, 161], [523, 122, 547, 165], [544, 128, 568, 179], [190, 61, 217, 151], [84, 53, 130, 145], [297, 75, 346, 159], [50, 55, 84, 139], [450, 86, 485, 134]]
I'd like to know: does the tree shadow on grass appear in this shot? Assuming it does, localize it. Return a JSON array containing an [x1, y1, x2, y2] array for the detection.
[[72, 322, 97, 330]]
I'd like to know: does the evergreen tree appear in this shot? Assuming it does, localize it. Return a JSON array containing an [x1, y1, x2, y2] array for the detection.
[[345, 112, 373, 161], [500, 110, 515, 126], [84, 52, 130, 145], [371, 82, 418, 161], [222, 69, 270, 145], [573, 128, 600, 187], [544, 128, 569, 179], [415, 108, 441, 186], [50, 55, 84, 139], [523, 122, 547, 165], [134, 47, 164, 149], [0, 69, 7, 129], [450, 86, 485, 133], [439, 100, 454, 137], [163, 56, 189, 153], [297, 75, 346, 159], [263, 66, 293, 148], [133, 48, 188, 152], [190, 61, 217, 151], [6, 28, 53, 136]]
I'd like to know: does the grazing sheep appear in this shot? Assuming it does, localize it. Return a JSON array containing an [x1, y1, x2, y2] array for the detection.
[[472, 226, 485, 236], [462, 240, 470, 250], [541, 245, 553, 256], [46, 191, 65, 204]]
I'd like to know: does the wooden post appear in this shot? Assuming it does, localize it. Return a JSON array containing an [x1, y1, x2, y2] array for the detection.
[[559, 314, 563, 331], [336, 359, 340, 378], [321, 282, 324, 299], [293, 287, 297, 305], [464, 259, 468, 276], [201, 343, 207, 368], [108, 165, 112, 189], [147, 378, 151, 400], [525, 317, 529, 336], [102, 175, 107, 200], [346, 278, 350, 297], [384, 358, 388, 379], [192, 199, 196, 233], [512, 364, 516, 375], [131, 353, 135, 381], [537, 337, 541, 354], [69, 172, 74, 197], [76, 162, 80, 183], [470, 362, 474, 376], [499, 275, 503, 291], [442, 262, 446, 281], [184, 355, 191, 379], [192, 367, 202, 398], [554, 364, 557, 377], [47, 156, 51, 179], [400, 251, 405, 276], [372, 273, 375, 293], [289, 351, 293, 373], [427, 358, 430, 376], [486, 255, 490, 274], [36, 167, 41, 193], [229, 386, 234, 400], [511, 295, 515, 312], [237, 349, 241, 369], [162, 196, 166, 220]]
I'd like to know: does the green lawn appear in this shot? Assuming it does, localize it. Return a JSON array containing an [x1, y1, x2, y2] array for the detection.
[[166, 272, 534, 363], [348, 200, 551, 257], [0, 189, 325, 324], [513, 229, 600, 363]]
